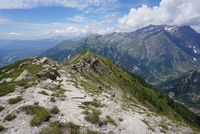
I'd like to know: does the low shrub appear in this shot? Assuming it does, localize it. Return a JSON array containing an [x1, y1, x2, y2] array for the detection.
[[4, 113, 16, 121], [23, 105, 50, 126], [8, 96, 22, 104], [50, 106, 59, 114], [68, 122, 80, 134], [50, 97, 56, 103], [38, 90, 49, 96], [0, 105, 4, 112], [0, 125, 5, 132], [84, 108, 101, 124], [102, 116, 117, 126], [40, 121, 61, 134]]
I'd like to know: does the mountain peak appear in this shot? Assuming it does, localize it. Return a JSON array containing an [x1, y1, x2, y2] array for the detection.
[[164, 25, 178, 32], [66, 50, 97, 64], [137, 24, 195, 34], [136, 24, 165, 33]]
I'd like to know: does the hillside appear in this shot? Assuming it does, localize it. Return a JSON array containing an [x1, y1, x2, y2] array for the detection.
[[42, 25, 200, 85], [0, 51, 200, 134], [159, 67, 200, 116]]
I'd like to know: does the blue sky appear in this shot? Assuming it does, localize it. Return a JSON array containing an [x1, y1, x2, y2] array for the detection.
[[0, 0, 160, 22], [0, 0, 199, 39]]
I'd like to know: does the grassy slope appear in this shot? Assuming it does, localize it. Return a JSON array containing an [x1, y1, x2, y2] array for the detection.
[[0, 58, 43, 96], [66, 51, 200, 128]]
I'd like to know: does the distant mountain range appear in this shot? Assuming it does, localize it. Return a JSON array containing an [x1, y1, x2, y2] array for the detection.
[[43, 25, 200, 85], [159, 67, 200, 115], [0, 39, 62, 67]]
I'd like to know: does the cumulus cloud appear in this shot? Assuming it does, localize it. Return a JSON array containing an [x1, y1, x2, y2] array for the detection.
[[117, 0, 200, 32], [0, 0, 118, 9]]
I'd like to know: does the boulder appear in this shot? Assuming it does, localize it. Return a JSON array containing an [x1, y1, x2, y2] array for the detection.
[[37, 68, 60, 80], [0, 78, 13, 84], [5, 69, 15, 74], [38, 79, 57, 89], [40, 57, 48, 64], [19, 62, 28, 69]]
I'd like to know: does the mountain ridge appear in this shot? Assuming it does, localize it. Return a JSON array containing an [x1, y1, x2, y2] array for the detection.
[[42, 24, 200, 85], [0, 51, 200, 133], [65, 51, 200, 127]]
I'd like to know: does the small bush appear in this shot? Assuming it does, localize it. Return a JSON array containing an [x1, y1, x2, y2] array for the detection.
[[50, 97, 56, 103], [0, 82, 15, 97], [118, 117, 123, 122], [0, 105, 4, 112], [4, 113, 16, 121], [84, 108, 101, 124], [83, 129, 100, 134], [38, 90, 49, 96], [50, 106, 59, 114], [23, 105, 50, 126], [34, 102, 39, 105], [40, 121, 62, 134], [82, 100, 101, 108], [8, 96, 22, 104], [159, 124, 168, 130], [50, 87, 66, 98], [0, 125, 5, 132], [68, 122, 80, 134], [102, 116, 117, 126], [15, 80, 29, 87], [40, 121, 80, 134]]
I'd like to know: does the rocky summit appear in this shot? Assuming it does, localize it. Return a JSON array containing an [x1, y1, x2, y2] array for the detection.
[[0, 51, 199, 134]]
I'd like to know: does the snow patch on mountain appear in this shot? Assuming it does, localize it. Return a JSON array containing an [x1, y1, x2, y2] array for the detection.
[[164, 25, 178, 33]]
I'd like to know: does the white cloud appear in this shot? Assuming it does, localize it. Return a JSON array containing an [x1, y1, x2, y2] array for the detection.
[[48, 24, 118, 37], [0, 0, 118, 9], [97, 27, 117, 35], [67, 15, 85, 22], [50, 26, 90, 36], [117, 0, 200, 32], [6, 32, 21, 36], [101, 12, 118, 24], [0, 32, 22, 39], [0, 21, 100, 39]]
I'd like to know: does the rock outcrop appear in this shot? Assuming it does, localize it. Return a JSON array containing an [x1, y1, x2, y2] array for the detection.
[[37, 68, 60, 80], [14, 70, 32, 81]]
